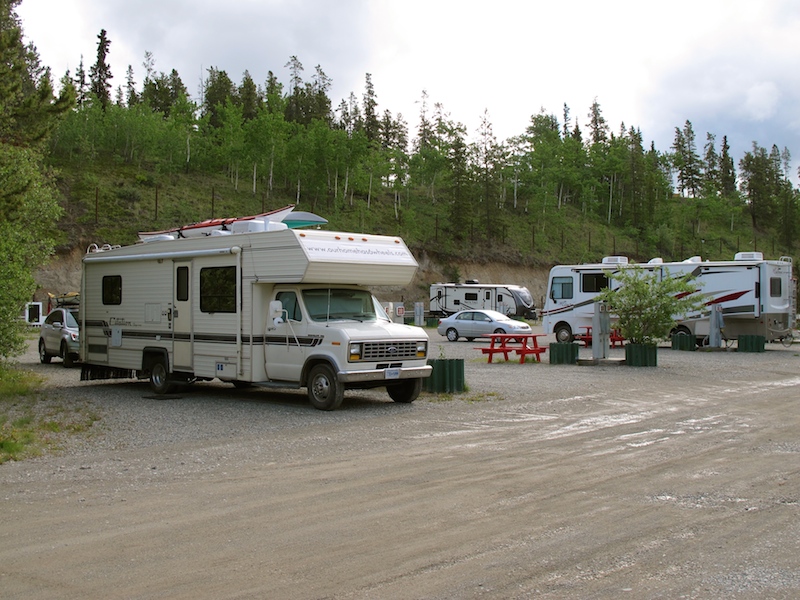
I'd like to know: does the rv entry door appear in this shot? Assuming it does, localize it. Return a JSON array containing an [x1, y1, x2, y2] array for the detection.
[[173, 262, 193, 370]]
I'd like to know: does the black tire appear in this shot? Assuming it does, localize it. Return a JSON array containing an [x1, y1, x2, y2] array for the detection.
[[307, 363, 344, 411], [61, 342, 75, 368], [671, 325, 691, 338], [38, 340, 51, 364], [149, 357, 175, 395], [232, 380, 253, 389], [387, 378, 422, 403], [494, 328, 505, 334], [446, 328, 459, 342], [554, 323, 573, 343]]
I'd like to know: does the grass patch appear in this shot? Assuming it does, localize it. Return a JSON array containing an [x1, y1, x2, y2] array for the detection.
[[0, 362, 100, 464]]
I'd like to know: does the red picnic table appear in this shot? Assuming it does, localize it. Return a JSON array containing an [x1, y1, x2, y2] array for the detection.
[[476, 333, 548, 364], [574, 326, 625, 348]]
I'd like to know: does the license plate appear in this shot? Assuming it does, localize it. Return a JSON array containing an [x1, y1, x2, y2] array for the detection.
[[385, 368, 400, 379]]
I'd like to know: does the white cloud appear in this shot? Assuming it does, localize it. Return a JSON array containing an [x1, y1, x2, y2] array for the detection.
[[742, 82, 780, 122]]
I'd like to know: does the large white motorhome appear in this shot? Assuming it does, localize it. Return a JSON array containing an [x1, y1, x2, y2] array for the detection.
[[80, 223, 432, 410], [542, 252, 795, 345], [429, 282, 536, 319]]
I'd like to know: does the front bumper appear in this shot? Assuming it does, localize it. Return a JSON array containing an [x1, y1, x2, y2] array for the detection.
[[338, 365, 432, 384]]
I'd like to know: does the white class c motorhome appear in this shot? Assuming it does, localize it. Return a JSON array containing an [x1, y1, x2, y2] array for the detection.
[[80, 222, 432, 410], [542, 252, 795, 345]]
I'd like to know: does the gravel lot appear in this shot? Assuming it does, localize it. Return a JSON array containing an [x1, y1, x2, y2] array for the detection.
[[2, 329, 800, 599]]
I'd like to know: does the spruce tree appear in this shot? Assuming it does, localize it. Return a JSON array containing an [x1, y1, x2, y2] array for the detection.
[[89, 29, 112, 109]]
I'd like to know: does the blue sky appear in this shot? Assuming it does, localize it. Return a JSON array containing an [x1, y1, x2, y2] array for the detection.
[[18, 0, 800, 179]]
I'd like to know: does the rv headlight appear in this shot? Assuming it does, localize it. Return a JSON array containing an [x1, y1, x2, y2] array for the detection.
[[349, 343, 362, 361], [416, 341, 428, 358]]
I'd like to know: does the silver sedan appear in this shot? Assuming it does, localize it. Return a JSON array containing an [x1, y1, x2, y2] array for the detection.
[[437, 309, 532, 342]]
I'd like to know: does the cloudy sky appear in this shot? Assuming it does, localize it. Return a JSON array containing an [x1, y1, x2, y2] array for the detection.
[[17, 0, 800, 177]]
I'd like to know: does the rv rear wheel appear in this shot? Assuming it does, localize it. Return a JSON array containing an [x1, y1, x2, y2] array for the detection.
[[554, 324, 573, 343], [307, 363, 344, 411], [387, 378, 422, 403], [149, 358, 175, 395]]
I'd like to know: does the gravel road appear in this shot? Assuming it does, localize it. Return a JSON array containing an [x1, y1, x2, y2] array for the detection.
[[2, 330, 800, 599]]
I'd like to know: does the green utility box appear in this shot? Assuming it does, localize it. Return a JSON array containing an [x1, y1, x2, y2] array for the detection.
[[738, 335, 766, 352], [549, 342, 579, 364]]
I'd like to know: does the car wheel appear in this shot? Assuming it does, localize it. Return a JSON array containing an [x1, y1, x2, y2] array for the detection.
[[554, 323, 573, 343], [61, 342, 75, 368], [149, 357, 175, 394], [38, 339, 52, 364], [494, 328, 505, 334], [307, 363, 344, 411], [446, 328, 459, 342], [387, 378, 422, 403]]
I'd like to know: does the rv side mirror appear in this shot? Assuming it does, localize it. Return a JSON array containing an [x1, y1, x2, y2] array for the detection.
[[269, 300, 283, 319]]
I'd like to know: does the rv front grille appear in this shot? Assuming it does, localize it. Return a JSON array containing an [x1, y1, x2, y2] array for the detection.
[[361, 340, 421, 361]]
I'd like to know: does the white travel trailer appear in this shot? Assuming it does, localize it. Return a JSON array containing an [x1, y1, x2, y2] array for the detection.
[[542, 252, 795, 345], [80, 223, 432, 410], [429, 282, 536, 319]]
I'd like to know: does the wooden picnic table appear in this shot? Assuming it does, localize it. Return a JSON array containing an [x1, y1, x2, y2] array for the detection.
[[476, 333, 548, 364]]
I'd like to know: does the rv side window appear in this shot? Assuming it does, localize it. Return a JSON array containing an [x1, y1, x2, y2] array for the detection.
[[102, 275, 122, 305], [176, 266, 189, 302], [551, 276, 573, 300], [770, 277, 782, 297], [276, 291, 302, 321], [582, 273, 608, 293], [486, 291, 491, 300], [199, 266, 236, 313], [465, 292, 478, 301]]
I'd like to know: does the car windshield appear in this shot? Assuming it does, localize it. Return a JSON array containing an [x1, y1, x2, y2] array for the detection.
[[488, 312, 511, 321], [65, 310, 79, 328], [302, 288, 387, 322]]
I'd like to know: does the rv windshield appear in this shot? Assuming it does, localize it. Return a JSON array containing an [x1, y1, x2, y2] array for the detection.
[[302, 288, 388, 322]]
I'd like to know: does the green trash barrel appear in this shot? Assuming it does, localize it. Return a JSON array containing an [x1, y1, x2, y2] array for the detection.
[[738, 335, 766, 352], [423, 358, 465, 393], [625, 343, 658, 367], [671, 333, 695, 351], [549, 342, 578, 364]]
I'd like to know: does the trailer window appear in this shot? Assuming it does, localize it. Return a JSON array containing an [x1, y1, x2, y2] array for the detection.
[[200, 266, 236, 313], [102, 275, 122, 305], [176, 266, 189, 302], [770, 277, 782, 297], [551, 276, 573, 300], [465, 292, 478, 301], [582, 273, 608, 293]]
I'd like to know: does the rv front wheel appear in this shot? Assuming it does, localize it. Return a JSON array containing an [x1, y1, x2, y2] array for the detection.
[[387, 378, 422, 403], [307, 364, 344, 411], [149, 358, 175, 395]]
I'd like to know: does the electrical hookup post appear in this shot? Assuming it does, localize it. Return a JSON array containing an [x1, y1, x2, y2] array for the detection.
[[708, 304, 724, 348], [414, 302, 425, 326], [592, 301, 611, 361]]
